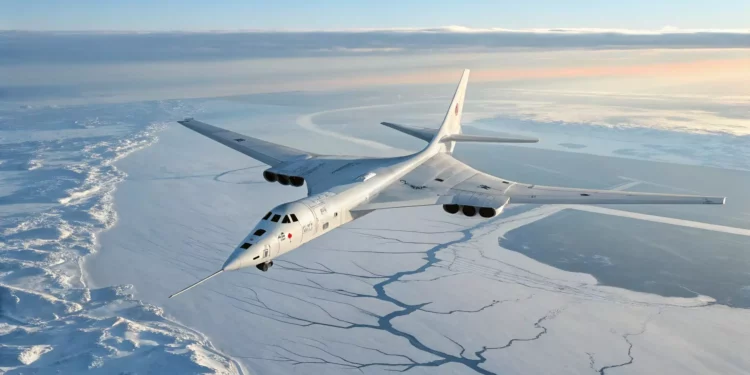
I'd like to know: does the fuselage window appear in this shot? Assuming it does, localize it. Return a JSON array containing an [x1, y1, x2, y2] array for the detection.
[[262, 212, 272, 220], [271, 214, 281, 222], [282, 215, 291, 224], [254, 229, 266, 236], [334, 212, 338, 217], [323, 222, 329, 230], [290, 214, 298, 222], [240, 243, 252, 249]]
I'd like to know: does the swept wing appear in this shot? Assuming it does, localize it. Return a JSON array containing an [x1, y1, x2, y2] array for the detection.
[[178, 118, 316, 166], [354, 153, 725, 211]]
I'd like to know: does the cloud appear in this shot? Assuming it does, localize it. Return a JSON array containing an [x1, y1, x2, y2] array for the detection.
[[414, 26, 750, 35], [1, 27, 749, 65]]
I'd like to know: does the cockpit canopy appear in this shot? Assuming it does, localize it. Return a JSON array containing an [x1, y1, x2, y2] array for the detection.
[[239, 227, 271, 250], [262, 211, 299, 224]]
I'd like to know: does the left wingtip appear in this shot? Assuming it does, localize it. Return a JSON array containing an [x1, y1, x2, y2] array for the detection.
[[177, 117, 194, 126]]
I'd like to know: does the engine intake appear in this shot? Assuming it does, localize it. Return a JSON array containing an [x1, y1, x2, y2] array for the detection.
[[443, 204, 460, 214], [277, 174, 290, 185], [462, 205, 477, 217], [479, 207, 497, 218], [263, 170, 277, 182], [290, 176, 305, 187]]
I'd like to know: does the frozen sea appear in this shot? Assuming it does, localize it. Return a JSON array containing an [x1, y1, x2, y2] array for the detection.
[[2, 88, 750, 374]]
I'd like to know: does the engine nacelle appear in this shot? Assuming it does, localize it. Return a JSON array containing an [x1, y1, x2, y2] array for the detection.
[[443, 203, 506, 218], [263, 169, 305, 187]]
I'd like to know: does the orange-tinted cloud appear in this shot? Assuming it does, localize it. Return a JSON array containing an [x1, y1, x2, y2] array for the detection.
[[315, 58, 750, 89], [474, 58, 750, 81]]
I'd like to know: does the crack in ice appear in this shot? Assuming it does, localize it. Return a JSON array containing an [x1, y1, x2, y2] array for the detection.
[[228, 212, 567, 374]]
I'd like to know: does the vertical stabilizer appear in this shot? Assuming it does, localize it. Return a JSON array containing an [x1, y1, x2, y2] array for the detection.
[[432, 69, 470, 153]]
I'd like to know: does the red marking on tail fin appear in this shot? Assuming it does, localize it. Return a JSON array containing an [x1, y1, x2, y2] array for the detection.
[[455, 103, 459, 115]]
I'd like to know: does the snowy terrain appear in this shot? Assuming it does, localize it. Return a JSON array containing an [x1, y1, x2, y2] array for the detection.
[[0, 102, 242, 374], [2, 88, 750, 374]]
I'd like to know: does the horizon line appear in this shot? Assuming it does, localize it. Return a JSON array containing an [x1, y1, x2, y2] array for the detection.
[[3, 25, 750, 35]]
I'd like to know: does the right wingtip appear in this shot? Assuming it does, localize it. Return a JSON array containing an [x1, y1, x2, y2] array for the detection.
[[707, 197, 727, 205]]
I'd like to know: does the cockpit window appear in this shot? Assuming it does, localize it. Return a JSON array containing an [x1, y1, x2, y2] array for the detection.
[[271, 214, 281, 222], [262, 212, 272, 220], [240, 243, 252, 249], [282, 215, 291, 224], [290, 214, 298, 222], [254, 229, 266, 236]]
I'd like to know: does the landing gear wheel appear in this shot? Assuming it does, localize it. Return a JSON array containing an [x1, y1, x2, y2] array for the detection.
[[256, 262, 269, 272], [268, 261, 274, 268]]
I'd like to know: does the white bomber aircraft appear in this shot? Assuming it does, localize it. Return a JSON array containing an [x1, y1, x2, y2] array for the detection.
[[169, 69, 726, 298]]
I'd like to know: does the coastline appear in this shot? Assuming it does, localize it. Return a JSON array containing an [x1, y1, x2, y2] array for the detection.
[[0, 101, 242, 374]]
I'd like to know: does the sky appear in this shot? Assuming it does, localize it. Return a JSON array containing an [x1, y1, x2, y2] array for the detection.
[[1, 0, 748, 139], [3, 0, 750, 31]]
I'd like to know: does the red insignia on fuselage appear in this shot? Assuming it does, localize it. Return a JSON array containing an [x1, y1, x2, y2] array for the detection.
[[288, 233, 292, 239]]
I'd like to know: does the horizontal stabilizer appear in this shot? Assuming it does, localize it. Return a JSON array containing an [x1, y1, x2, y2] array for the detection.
[[441, 134, 538, 144], [380, 122, 539, 144], [380, 122, 435, 142]]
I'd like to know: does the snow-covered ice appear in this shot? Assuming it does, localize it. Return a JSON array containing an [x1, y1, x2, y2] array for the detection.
[[0, 102, 242, 374], [85, 97, 750, 374], [3, 92, 749, 374]]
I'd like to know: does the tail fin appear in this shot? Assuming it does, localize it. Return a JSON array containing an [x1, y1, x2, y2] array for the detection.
[[382, 70, 539, 148], [431, 69, 470, 153]]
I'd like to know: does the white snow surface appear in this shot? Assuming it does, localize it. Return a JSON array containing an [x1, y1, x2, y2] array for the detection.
[[2, 95, 749, 374], [82, 99, 748, 374], [0, 101, 242, 374]]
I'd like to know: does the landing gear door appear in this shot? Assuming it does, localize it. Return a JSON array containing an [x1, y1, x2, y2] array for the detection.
[[266, 237, 280, 258]]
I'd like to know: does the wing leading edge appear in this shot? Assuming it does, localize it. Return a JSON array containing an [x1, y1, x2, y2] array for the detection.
[[177, 118, 316, 166], [354, 153, 725, 211], [504, 184, 725, 205]]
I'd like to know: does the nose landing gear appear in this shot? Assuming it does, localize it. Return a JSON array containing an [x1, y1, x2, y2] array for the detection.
[[256, 261, 274, 272]]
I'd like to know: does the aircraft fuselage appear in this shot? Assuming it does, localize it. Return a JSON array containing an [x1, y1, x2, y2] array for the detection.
[[221, 145, 438, 272]]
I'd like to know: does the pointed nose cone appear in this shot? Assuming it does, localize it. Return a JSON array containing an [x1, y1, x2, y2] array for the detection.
[[222, 241, 265, 271], [222, 249, 245, 271]]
